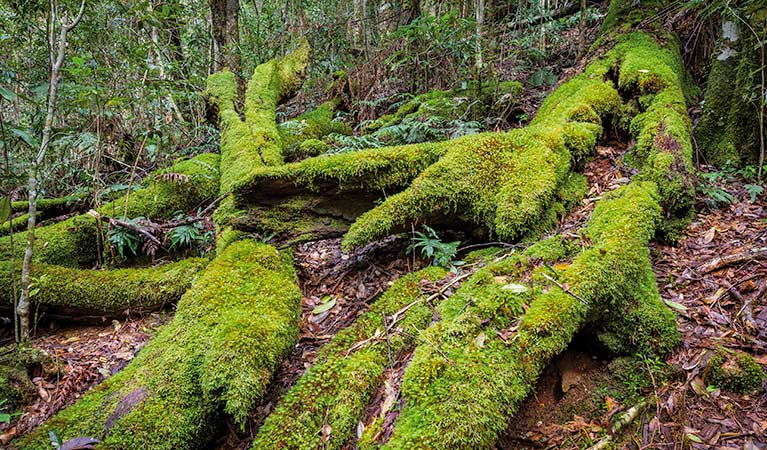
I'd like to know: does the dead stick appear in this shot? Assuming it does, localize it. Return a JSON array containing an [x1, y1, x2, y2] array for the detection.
[[698, 247, 767, 274], [541, 272, 588, 305]]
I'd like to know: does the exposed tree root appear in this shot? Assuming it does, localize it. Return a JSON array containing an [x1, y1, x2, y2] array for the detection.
[[0, 258, 207, 318], [13, 240, 301, 450], [245, 6, 694, 449]]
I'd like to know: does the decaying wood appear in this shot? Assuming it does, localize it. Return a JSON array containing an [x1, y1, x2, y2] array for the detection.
[[698, 247, 767, 274]]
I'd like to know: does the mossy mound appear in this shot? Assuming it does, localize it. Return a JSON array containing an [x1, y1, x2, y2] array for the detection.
[[0, 153, 220, 267], [279, 101, 351, 161], [707, 349, 766, 394], [14, 240, 302, 450], [0, 345, 61, 413], [252, 267, 447, 450], [0, 258, 207, 317]]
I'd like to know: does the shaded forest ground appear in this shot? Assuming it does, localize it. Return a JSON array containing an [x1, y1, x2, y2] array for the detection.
[[5, 153, 765, 448]]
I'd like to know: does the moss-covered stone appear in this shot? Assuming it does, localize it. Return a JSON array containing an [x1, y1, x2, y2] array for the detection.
[[14, 240, 301, 450], [707, 349, 766, 394], [0, 153, 220, 267], [0, 258, 207, 317], [251, 267, 447, 450]]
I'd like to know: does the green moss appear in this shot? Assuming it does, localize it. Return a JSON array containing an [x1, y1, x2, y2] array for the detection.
[[0, 258, 207, 316], [238, 139, 449, 198], [615, 33, 695, 238], [707, 349, 766, 394], [0, 213, 29, 236], [0, 345, 59, 412], [381, 182, 667, 449], [15, 240, 301, 450], [279, 102, 350, 159], [251, 267, 447, 450], [207, 42, 310, 194], [697, 14, 766, 167], [0, 153, 220, 267], [3, 195, 86, 236], [340, 59, 621, 250]]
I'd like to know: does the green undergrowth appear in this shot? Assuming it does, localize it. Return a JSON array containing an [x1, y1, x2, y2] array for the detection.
[[279, 101, 351, 160], [251, 266, 447, 450], [707, 348, 766, 394], [15, 240, 301, 450], [0, 258, 207, 315], [380, 182, 677, 449], [206, 41, 310, 194], [362, 81, 523, 134], [0, 153, 220, 267]]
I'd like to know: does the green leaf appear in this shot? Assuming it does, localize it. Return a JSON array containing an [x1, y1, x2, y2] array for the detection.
[[10, 127, 40, 148], [0, 86, 15, 102], [0, 196, 10, 223], [662, 298, 687, 313], [686, 433, 703, 444], [312, 297, 336, 314], [0, 412, 10, 423]]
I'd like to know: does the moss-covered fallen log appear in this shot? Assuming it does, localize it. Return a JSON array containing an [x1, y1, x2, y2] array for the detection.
[[252, 266, 447, 450], [14, 239, 301, 450], [379, 182, 677, 449], [0, 258, 207, 318], [248, 6, 693, 448], [2, 195, 86, 236], [205, 40, 309, 194], [0, 153, 220, 267]]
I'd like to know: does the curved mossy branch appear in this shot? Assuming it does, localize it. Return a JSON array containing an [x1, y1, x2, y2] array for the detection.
[[341, 67, 621, 250], [0, 153, 220, 267], [14, 239, 302, 450], [251, 267, 448, 450], [0, 258, 207, 318], [206, 39, 310, 194], [217, 141, 449, 245], [380, 182, 676, 449]]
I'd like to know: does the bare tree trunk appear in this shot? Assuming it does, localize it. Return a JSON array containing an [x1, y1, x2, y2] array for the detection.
[[209, 0, 242, 98], [17, 0, 85, 341]]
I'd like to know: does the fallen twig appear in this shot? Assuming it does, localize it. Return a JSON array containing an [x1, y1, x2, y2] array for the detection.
[[541, 272, 588, 305], [698, 247, 767, 274]]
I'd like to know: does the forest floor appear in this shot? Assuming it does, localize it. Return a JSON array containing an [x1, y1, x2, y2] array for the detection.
[[3, 157, 766, 449]]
